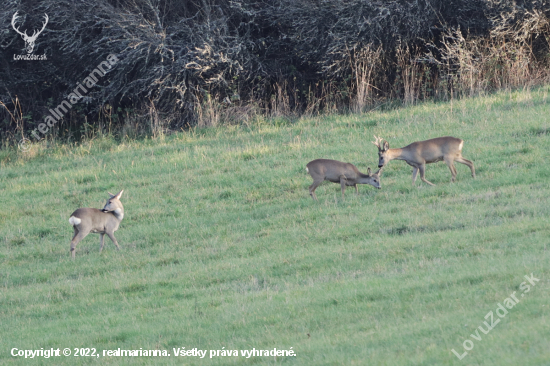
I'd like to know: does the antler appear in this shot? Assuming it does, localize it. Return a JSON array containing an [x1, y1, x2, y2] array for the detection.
[[372, 135, 384, 151], [31, 14, 48, 39], [11, 12, 48, 40], [11, 12, 27, 37]]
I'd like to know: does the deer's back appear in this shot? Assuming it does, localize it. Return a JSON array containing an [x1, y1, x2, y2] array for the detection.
[[71, 208, 120, 232], [405, 136, 463, 162], [307, 159, 359, 182]]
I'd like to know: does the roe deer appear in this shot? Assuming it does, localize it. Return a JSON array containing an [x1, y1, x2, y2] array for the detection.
[[372, 135, 475, 186], [68, 190, 124, 258], [306, 159, 382, 200]]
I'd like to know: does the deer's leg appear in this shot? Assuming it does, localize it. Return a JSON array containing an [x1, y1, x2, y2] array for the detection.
[[340, 176, 347, 198], [455, 157, 475, 178], [106, 232, 121, 251], [309, 179, 323, 200], [70, 230, 88, 259], [419, 164, 435, 186], [411, 167, 419, 186], [354, 184, 359, 195], [445, 157, 458, 182], [99, 233, 106, 253], [71, 226, 79, 241]]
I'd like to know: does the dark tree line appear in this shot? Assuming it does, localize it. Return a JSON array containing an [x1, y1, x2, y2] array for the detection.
[[1, 0, 549, 142]]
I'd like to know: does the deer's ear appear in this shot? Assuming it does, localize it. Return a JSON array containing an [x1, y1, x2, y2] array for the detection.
[[367, 167, 372, 175], [114, 190, 124, 199], [383, 141, 389, 151]]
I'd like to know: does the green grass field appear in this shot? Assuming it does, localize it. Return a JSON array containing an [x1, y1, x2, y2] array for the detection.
[[1, 87, 549, 365]]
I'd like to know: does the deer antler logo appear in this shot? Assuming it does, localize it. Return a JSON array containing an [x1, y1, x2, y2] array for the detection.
[[11, 12, 49, 54]]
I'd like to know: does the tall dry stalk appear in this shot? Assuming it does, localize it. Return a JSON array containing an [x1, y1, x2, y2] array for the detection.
[[195, 92, 220, 128], [0, 96, 26, 141], [148, 100, 165, 138], [270, 82, 292, 118], [396, 44, 423, 105], [350, 44, 383, 113]]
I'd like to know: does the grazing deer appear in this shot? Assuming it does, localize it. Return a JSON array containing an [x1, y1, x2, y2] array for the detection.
[[372, 135, 475, 186], [306, 159, 382, 200], [68, 190, 124, 259]]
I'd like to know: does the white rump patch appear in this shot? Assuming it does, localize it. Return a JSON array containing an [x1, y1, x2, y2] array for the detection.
[[458, 140, 464, 151], [306, 167, 309, 173], [69, 216, 81, 226]]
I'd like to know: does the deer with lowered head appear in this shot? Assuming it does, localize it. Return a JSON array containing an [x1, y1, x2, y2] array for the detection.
[[372, 135, 475, 186], [68, 190, 124, 258], [306, 159, 382, 200]]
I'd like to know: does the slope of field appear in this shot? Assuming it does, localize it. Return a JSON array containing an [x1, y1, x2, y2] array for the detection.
[[1, 88, 549, 365]]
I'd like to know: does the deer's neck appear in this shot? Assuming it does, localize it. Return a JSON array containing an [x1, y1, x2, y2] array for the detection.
[[357, 174, 372, 183], [112, 208, 124, 221], [388, 148, 405, 161]]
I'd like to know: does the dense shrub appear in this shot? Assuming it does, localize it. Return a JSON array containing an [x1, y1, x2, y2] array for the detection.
[[1, 0, 549, 143]]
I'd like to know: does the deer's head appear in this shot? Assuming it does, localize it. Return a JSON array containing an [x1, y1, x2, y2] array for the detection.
[[372, 135, 390, 168], [11, 12, 48, 54]]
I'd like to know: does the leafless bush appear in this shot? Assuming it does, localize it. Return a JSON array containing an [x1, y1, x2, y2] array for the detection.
[[1, 0, 550, 144], [430, 7, 550, 96]]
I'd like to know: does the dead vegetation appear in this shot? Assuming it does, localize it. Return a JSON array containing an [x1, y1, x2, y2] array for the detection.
[[1, 0, 549, 144]]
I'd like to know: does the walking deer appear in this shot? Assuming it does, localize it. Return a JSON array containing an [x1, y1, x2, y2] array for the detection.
[[372, 136, 475, 186], [68, 190, 124, 259], [306, 159, 382, 200]]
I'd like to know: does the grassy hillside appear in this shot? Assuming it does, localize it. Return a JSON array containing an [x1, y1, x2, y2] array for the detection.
[[1, 87, 549, 365]]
